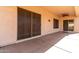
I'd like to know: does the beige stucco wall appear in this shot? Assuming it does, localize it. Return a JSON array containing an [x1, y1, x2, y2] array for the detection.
[[74, 17, 79, 32], [0, 6, 62, 46], [75, 6, 79, 17], [74, 7, 79, 32], [19, 6, 61, 35], [1, 6, 79, 46], [0, 7, 17, 46]]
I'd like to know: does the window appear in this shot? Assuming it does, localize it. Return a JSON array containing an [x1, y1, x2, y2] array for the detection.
[[53, 18, 59, 28]]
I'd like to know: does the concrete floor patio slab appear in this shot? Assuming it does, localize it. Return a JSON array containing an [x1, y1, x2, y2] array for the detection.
[[0, 32, 77, 53]]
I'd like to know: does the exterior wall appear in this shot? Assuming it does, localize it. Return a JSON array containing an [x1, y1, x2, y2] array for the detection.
[[75, 6, 79, 17], [0, 6, 61, 46], [1, 6, 79, 46], [60, 16, 79, 32], [74, 17, 79, 32], [74, 7, 79, 32], [0, 7, 17, 46], [19, 6, 61, 35]]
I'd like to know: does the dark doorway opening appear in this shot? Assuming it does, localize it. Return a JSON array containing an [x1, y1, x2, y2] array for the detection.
[[63, 20, 74, 31]]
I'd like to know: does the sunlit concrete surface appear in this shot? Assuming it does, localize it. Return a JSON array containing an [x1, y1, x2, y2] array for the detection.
[[46, 33, 79, 54]]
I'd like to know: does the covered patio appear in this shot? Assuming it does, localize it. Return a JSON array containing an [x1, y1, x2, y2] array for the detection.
[[0, 6, 79, 53], [0, 32, 78, 53]]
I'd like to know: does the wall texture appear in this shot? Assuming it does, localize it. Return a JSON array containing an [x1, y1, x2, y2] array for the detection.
[[74, 17, 79, 32], [0, 7, 17, 46], [0, 6, 62, 46], [1, 6, 79, 46], [19, 6, 61, 35], [74, 7, 79, 32]]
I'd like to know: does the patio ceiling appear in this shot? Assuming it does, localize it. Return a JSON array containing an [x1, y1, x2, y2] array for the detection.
[[42, 6, 75, 17]]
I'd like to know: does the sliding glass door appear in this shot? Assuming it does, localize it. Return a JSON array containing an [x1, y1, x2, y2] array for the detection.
[[17, 7, 41, 40]]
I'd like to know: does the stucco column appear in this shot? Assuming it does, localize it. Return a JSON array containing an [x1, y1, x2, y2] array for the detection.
[[74, 17, 79, 32]]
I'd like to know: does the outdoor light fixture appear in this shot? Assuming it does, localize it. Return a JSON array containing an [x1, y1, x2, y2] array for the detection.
[[48, 19, 51, 22]]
